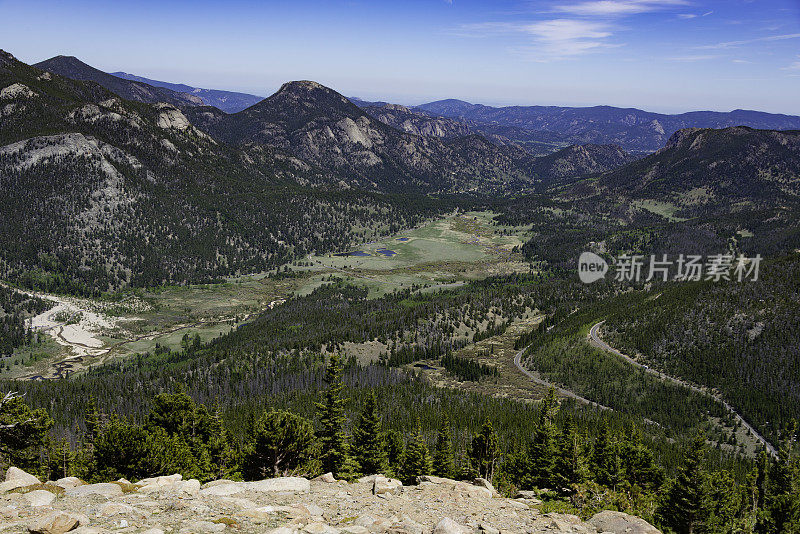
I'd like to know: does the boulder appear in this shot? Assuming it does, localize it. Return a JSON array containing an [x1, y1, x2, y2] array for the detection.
[[314, 472, 336, 483], [200, 482, 243, 496], [96, 502, 146, 519], [1, 466, 40, 492], [53, 477, 83, 489], [247, 477, 310, 494], [354, 514, 393, 532], [587, 510, 662, 534], [303, 522, 340, 534], [432, 518, 470, 534], [27, 511, 87, 534], [201, 478, 238, 488], [396, 515, 425, 534], [372, 475, 402, 496], [65, 483, 123, 498], [135, 474, 182, 488], [24, 489, 56, 507], [415, 475, 454, 485], [178, 520, 226, 533], [473, 477, 497, 496]]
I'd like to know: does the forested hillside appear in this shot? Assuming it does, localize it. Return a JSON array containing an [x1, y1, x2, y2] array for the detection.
[[0, 286, 51, 357], [0, 50, 445, 294], [33, 56, 204, 108], [602, 255, 800, 446]]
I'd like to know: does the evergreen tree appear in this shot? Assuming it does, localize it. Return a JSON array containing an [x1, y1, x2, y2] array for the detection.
[[0, 391, 53, 471], [657, 434, 708, 534], [469, 418, 500, 482], [83, 396, 101, 446], [205, 404, 236, 481], [92, 416, 150, 481], [529, 389, 559, 488], [553, 416, 584, 492], [244, 409, 316, 479], [314, 354, 355, 479], [399, 419, 432, 484], [385, 429, 405, 478], [351, 392, 388, 476], [762, 437, 800, 534], [432, 417, 455, 479], [619, 428, 663, 492], [590, 419, 619, 489]]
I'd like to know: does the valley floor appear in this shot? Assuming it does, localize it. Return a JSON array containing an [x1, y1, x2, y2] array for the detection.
[[1, 212, 531, 380]]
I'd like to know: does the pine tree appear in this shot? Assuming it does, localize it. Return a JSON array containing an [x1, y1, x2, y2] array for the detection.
[[399, 419, 432, 484], [244, 409, 316, 479], [590, 419, 619, 489], [351, 392, 388, 476], [553, 416, 583, 492], [433, 418, 455, 479], [469, 418, 500, 482], [84, 396, 101, 446], [763, 437, 800, 534], [315, 354, 355, 479], [385, 429, 405, 478], [205, 404, 236, 481], [529, 389, 559, 488], [657, 434, 708, 534], [619, 428, 663, 491]]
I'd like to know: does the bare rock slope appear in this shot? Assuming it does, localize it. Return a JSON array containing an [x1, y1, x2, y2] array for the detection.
[[0, 468, 661, 534]]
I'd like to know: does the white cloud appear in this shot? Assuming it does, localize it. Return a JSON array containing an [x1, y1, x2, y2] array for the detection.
[[456, 19, 616, 60], [698, 32, 800, 50], [523, 19, 614, 57], [552, 0, 688, 17]]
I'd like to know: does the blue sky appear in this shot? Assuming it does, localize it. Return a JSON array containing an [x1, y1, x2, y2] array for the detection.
[[2, 0, 799, 114]]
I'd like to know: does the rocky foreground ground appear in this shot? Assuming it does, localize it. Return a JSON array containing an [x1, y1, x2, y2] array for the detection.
[[0, 467, 660, 534]]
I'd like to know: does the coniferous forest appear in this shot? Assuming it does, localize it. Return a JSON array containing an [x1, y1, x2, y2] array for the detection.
[[1, 29, 800, 534]]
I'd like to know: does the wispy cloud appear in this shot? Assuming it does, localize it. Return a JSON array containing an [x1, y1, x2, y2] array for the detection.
[[552, 0, 688, 17], [456, 19, 615, 60], [525, 19, 614, 57], [666, 54, 718, 62], [782, 56, 800, 70], [677, 10, 713, 20], [698, 32, 800, 50], [453, 0, 688, 61]]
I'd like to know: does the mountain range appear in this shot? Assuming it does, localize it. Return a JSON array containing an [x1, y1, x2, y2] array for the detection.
[[3, 48, 800, 293], [111, 71, 263, 113], [417, 99, 800, 153]]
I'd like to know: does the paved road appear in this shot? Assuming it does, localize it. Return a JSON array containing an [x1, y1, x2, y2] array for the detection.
[[513, 345, 613, 412], [589, 321, 777, 457]]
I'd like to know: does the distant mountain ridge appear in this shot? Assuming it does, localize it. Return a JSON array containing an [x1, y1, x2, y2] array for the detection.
[[33, 56, 204, 108], [205, 80, 542, 194], [417, 99, 800, 153], [111, 71, 263, 113], [589, 126, 800, 213]]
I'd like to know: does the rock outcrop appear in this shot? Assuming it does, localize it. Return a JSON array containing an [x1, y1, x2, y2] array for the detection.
[[0, 467, 662, 534]]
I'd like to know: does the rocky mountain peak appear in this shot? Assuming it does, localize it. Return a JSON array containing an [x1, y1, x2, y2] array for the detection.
[[663, 127, 703, 149], [0, 49, 16, 67]]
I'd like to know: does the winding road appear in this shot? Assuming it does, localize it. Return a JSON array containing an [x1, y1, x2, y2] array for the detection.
[[513, 344, 613, 412], [588, 321, 777, 457]]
